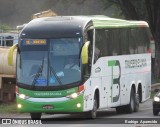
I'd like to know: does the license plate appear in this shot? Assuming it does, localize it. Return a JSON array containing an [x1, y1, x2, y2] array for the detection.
[[43, 105, 53, 109]]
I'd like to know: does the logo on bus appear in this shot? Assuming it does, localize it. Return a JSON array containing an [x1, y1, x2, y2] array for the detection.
[[108, 60, 121, 103]]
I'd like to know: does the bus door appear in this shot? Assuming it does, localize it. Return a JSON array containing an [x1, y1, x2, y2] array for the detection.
[[119, 75, 127, 105], [92, 59, 105, 108]]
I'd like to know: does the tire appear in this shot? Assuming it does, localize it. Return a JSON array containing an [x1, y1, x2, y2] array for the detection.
[[87, 95, 98, 119], [30, 113, 42, 120], [134, 93, 139, 112], [116, 106, 125, 114], [153, 109, 159, 116], [126, 88, 135, 113]]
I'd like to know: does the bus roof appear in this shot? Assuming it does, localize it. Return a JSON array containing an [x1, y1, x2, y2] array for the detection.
[[90, 15, 149, 28], [21, 16, 91, 38], [29, 15, 149, 28], [21, 15, 149, 38]]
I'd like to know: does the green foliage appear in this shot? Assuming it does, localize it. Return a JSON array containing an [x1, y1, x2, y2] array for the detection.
[[0, 24, 11, 32], [110, 4, 124, 19], [102, 0, 124, 19]]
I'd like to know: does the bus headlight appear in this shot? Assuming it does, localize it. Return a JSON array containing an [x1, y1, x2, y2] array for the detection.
[[67, 91, 84, 99], [66, 85, 84, 99], [154, 96, 160, 102], [67, 92, 78, 99], [18, 94, 29, 100], [70, 93, 78, 98]]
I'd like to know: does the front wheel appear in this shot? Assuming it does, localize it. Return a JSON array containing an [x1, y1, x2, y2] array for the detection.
[[87, 95, 98, 119], [153, 109, 159, 116], [116, 106, 126, 114], [30, 113, 42, 120]]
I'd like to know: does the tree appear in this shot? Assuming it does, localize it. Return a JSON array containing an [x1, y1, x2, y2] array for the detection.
[[107, 0, 160, 80], [108, 0, 160, 48], [0, 24, 11, 32]]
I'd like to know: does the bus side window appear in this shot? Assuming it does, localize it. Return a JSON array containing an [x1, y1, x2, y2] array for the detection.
[[129, 29, 138, 54], [120, 28, 130, 55], [94, 30, 101, 62], [94, 29, 108, 62], [82, 29, 93, 81], [84, 30, 92, 66], [141, 28, 150, 53], [87, 30, 93, 75]]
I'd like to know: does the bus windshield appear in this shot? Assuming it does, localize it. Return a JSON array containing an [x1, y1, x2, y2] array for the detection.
[[17, 37, 82, 87]]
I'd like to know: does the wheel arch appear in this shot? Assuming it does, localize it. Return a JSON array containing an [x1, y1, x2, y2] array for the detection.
[[131, 83, 136, 94], [93, 86, 100, 109], [137, 83, 142, 103], [95, 88, 100, 109]]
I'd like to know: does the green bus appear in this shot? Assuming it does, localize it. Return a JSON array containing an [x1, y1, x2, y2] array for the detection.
[[9, 15, 154, 119]]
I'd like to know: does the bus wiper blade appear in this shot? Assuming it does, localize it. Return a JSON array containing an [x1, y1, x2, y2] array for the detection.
[[50, 65, 63, 86], [32, 57, 44, 86]]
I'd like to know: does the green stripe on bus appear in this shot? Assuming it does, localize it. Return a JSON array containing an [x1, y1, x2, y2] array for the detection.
[[108, 60, 116, 66], [18, 87, 78, 98], [17, 94, 84, 113]]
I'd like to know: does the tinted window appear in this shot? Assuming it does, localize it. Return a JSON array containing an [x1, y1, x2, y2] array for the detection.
[[94, 27, 150, 63]]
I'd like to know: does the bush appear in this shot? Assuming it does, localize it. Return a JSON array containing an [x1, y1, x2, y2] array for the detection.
[[0, 24, 11, 32]]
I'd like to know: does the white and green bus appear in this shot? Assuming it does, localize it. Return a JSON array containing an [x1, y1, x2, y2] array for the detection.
[[11, 16, 154, 119]]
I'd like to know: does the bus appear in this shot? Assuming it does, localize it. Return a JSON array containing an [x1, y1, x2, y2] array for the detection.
[[10, 15, 154, 119], [0, 32, 18, 47]]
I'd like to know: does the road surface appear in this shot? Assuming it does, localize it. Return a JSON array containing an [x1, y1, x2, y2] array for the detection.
[[0, 99, 159, 127]]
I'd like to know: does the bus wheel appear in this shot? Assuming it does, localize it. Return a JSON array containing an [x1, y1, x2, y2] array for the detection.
[[87, 95, 98, 119], [126, 88, 135, 113], [153, 109, 159, 116], [134, 93, 139, 112], [116, 106, 125, 114], [30, 113, 42, 120]]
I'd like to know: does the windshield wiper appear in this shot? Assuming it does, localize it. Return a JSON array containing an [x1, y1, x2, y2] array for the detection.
[[32, 57, 44, 86], [49, 61, 63, 86]]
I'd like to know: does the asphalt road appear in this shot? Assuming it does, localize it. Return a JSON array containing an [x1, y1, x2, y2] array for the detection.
[[0, 99, 160, 127]]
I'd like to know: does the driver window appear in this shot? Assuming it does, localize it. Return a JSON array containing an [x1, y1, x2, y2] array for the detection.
[[82, 29, 93, 82]]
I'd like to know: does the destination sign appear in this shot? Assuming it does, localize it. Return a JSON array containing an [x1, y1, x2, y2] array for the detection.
[[24, 39, 46, 45]]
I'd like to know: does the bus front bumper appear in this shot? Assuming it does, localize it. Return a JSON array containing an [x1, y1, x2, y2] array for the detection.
[[16, 95, 84, 113]]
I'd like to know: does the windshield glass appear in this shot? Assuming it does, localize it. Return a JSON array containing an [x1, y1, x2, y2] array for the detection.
[[17, 51, 48, 86], [17, 38, 82, 87], [49, 38, 82, 86]]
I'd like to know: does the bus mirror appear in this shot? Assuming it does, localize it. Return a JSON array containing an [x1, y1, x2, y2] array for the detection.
[[81, 41, 90, 64], [8, 44, 18, 66]]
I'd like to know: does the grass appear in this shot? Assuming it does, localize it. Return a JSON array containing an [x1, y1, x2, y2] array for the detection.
[[0, 102, 18, 113]]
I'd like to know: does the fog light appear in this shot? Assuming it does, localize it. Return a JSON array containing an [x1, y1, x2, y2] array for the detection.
[[77, 103, 81, 108], [17, 104, 22, 108]]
